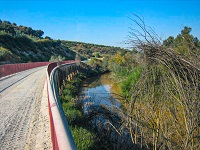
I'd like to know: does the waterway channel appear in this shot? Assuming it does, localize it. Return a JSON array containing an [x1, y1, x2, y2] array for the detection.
[[78, 73, 121, 114], [78, 73, 135, 149]]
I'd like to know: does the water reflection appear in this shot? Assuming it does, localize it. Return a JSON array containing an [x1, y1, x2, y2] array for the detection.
[[78, 73, 121, 114], [78, 73, 136, 149]]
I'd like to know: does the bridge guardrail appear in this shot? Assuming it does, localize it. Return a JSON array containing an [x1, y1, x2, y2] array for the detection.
[[46, 61, 76, 150], [0, 62, 50, 78], [1, 60, 77, 149], [0, 61, 75, 78]]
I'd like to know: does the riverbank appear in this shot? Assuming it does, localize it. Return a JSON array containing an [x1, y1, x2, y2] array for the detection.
[[60, 72, 135, 149], [60, 73, 104, 150]]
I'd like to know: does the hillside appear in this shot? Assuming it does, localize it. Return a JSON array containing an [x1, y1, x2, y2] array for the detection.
[[0, 34, 77, 64], [62, 40, 128, 58], [0, 20, 128, 64]]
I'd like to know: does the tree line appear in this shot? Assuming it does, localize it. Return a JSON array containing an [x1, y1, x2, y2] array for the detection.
[[62, 40, 129, 58], [0, 19, 44, 38]]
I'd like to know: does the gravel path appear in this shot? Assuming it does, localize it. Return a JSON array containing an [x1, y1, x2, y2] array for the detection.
[[0, 67, 52, 150]]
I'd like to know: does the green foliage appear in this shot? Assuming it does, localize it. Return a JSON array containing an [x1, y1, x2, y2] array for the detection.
[[49, 55, 66, 62], [163, 26, 200, 56], [62, 40, 129, 59], [60, 76, 100, 150], [108, 51, 141, 78], [61, 82, 78, 101], [44, 36, 52, 40], [0, 19, 130, 64], [87, 57, 108, 73], [163, 36, 174, 47], [71, 126, 96, 150], [65, 107, 83, 125], [60, 92, 72, 102], [0, 20, 44, 38], [71, 78, 82, 88], [120, 67, 142, 98], [0, 20, 79, 63], [101, 56, 109, 71], [0, 46, 13, 61], [0, 34, 76, 63], [116, 23, 200, 149], [93, 52, 101, 58]]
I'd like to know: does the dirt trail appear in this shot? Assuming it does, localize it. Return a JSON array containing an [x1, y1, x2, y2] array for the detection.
[[0, 67, 52, 149]]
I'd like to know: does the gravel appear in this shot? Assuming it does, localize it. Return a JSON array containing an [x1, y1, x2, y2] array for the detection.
[[0, 67, 52, 149]]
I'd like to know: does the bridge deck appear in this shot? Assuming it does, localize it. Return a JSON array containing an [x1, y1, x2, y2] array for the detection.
[[0, 67, 52, 149]]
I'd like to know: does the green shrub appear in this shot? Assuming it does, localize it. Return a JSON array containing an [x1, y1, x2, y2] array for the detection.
[[71, 126, 96, 150], [71, 78, 82, 87], [0, 46, 13, 61], [65, 109, 82, 125], [120, 67, 142, 98], [60, 94, 72, 103]]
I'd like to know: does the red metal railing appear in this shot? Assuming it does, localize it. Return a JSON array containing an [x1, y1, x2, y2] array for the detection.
[[46, 61, 76, 150], [0, 62, 50, 78], [0, 60, 76, 149], [0, 60, 75, 78]]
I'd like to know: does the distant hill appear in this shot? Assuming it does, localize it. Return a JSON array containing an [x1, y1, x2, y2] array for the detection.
[[0, 20, 128, 64], [62, 41, 129, 58]]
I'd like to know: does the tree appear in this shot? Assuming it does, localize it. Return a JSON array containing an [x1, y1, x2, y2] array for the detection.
[[7, 26, 16, 35], [163, 36, 174, 47], [114, 51, 125, 65], [181, 26, 192, 35], [93, 52, 100, 58], [49, 55, 65, 62], [45, 36, 52, 40], [163, 26, 200, 58], [58, 55, 65, 61], [36, 30, 44, 37], [4, 21, 11, 25], [12, 22, 17, 26]]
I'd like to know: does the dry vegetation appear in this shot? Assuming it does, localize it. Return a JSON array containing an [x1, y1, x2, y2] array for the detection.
[[119, 14, 200, 150]]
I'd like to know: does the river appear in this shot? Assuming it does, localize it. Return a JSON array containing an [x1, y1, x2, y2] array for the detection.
[[78, 73, 136, 149], [78, 73, 121, 114]]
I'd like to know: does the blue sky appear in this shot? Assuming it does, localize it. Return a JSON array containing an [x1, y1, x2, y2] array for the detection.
[[0, 0, 199, 47]]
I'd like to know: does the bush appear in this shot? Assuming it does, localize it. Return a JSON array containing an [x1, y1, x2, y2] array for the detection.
[[65, 108, 83, 125], [120, 66, 142, 98], [71, 126, 96, 150], [0, 46, 13, 61]]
